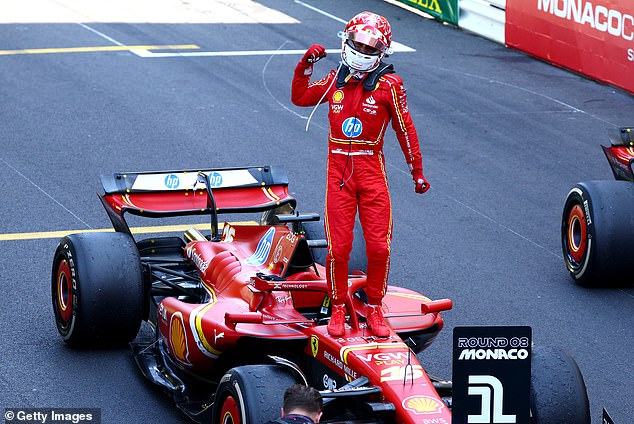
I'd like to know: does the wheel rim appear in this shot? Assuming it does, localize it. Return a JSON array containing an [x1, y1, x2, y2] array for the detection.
[[56, 260, 73, 323], [219, 395, 241, 424], [566, 204, 587, 265]]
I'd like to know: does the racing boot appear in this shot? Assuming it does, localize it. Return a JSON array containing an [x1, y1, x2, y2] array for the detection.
[[367, 304, 390, 337], [327, 304, 347, 337]]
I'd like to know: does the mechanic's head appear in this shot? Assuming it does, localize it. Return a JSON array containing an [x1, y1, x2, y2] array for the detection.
[[339, 11, 392, 73], [282, 384, 323, 422]]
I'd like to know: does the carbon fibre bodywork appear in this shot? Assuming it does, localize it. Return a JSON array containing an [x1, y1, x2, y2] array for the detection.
[[602, 127, 634, 182]]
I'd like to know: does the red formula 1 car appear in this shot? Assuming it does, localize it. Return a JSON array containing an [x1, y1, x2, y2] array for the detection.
[[52, 166, 589, 423], [562, 127, 634, 286]]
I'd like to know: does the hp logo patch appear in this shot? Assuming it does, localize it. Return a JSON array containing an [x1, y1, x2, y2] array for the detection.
[[165, 174, 180, 189], [208, 171, 223, 187], [342, 117, 362, 138]]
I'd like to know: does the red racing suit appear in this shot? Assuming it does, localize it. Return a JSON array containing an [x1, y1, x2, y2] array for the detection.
[[292, 62, 424, 306]]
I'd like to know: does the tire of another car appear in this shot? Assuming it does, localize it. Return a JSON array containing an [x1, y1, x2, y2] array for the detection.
[[51, 232, 144, 347], [212, 364, 298, 424], [530, 346, 590, 424], [561, 180, 634, 286]]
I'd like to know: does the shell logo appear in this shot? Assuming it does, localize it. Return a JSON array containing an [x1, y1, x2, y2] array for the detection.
[[333, 90, 344, 103], [170, 312, 189, 364], [402, 396, 444, 415]]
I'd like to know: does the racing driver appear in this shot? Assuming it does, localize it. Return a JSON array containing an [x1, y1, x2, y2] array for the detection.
[[291, 11, 430, 337]]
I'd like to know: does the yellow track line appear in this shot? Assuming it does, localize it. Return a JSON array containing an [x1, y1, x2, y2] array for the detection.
[[0, 44, 199, 56], [0, 221, 257, 241]]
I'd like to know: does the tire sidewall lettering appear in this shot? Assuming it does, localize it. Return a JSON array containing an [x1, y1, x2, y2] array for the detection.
[[565, 187, 593, 279], [55, 241, 80, 340]]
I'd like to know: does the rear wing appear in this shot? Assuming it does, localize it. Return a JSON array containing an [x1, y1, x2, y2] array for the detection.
[[602, 127, 634, 182], [99, 165, 295, 235], [608, 126, 634, 146]]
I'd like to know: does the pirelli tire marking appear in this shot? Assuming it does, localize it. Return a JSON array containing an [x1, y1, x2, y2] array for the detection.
[[54, 245, 79, 341], [563, 187, 593, 279]]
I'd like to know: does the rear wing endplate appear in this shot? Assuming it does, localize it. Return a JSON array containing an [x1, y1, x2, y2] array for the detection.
[[608, 126, 634, 146], [603, 127, 634, 182]]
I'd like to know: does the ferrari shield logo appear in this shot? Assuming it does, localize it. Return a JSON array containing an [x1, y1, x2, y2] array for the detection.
[[311, 335, 319, 357]]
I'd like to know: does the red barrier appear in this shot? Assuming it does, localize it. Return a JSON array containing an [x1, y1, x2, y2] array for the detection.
[[506, 0, 634, 95]]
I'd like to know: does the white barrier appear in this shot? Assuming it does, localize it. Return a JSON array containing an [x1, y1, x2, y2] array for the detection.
[[458, 0, 506, 44]]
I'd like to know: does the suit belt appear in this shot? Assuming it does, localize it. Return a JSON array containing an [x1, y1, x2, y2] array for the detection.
[[330, 149, 375, 156]]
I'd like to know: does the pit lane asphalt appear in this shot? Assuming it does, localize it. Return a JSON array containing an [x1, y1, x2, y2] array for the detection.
[[0, 0, 632, 422]]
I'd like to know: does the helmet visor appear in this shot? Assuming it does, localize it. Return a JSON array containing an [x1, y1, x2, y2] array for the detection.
[[346, 39, 380, 56], [347, 31, 388, 54]]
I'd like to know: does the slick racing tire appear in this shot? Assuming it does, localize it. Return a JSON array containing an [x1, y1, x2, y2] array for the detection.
[[561, 181, 634, 286], [530, 346, 590, 424], [51, 232, 144, 347], [212, 364, 297, 424]]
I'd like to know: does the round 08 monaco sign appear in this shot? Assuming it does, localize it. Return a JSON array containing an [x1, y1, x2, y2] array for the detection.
[[506, 0, 634, 95], [452, 326, 532, 424]]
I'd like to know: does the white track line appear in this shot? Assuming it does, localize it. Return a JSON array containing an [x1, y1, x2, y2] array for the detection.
[[131, 0, 414, 58], [131, 43, 414, 58], [77, 22, 125, 46], [0, 158, 93, 229]]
